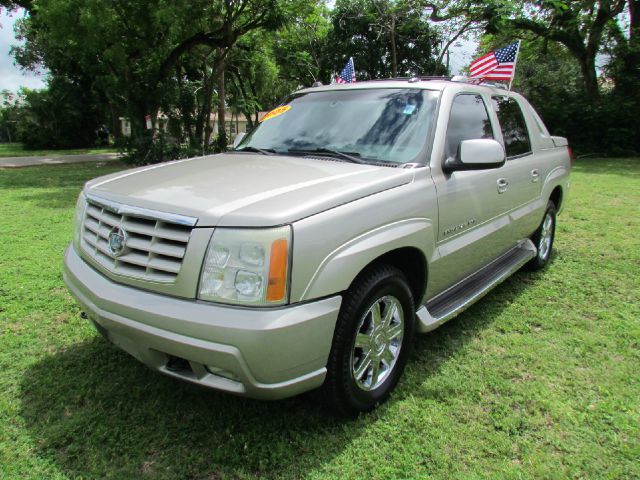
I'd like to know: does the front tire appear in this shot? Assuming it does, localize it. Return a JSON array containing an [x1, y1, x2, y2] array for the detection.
[[526, 201, 557, 271], [322, 264, 415, 416]]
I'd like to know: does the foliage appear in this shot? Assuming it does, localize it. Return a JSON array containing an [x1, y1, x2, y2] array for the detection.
[[226, 31, 300, 128], [328, 0, 446, 80], [0, 159, 639, 478], [460, 0, 629, 99], [117, 130, 226, 165], [480, 21, 640, 155], [602, 0, 640, 96], [12, 77, 105, 149], [0, 90, 23, 143], [10, 0, 286, 155], [2, 0, 638, 158], [271, 1, 332, 86]]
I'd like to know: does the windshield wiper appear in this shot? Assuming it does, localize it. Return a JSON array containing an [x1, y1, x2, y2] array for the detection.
[[287, 148, 366, 164], [234, 146, 276, 156]]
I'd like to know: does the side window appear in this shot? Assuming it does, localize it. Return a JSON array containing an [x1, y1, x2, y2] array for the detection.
[[491, 96, 531, 158], [445, 94, 494, 160]]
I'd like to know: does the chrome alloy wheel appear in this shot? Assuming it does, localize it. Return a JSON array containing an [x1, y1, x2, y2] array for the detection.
[[538, 213, 554, 260], [351, 295, 405, 391]]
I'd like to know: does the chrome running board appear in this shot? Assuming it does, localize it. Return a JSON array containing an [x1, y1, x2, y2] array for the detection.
[[416, 239, 537, 333]]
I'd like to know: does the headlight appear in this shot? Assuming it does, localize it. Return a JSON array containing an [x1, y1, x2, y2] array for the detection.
[[199, 226, 291, 306], [72, 192, 87, 249]]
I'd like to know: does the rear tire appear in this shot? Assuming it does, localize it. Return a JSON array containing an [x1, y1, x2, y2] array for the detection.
[[526, 201, 557, 271], [322, 264, 415, 416]]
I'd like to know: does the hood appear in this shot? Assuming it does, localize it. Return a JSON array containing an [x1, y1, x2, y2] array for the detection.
[[85, 153, 416, 227]]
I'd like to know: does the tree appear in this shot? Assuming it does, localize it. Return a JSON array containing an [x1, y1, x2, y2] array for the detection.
[[604, 0, 639, 95], [10, 0, 285, 160], [0, 90, 24, 143], [8, 76, 105, 148], [271, 0, 332, 86], [328, 0, 446, 81], [225, 32, 296, 129], [445, 0, 628, 98]]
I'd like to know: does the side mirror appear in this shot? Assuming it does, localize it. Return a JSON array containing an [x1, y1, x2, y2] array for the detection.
[[232, 132, 246, 149], [443, 138, 506, 172]]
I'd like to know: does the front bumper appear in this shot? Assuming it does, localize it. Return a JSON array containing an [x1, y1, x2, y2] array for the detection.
[[63, 245, 342, 400]]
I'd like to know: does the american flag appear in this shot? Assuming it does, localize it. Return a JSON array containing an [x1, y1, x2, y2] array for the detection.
[[469, 41, 520, 82], [336, 57, 356, 84]]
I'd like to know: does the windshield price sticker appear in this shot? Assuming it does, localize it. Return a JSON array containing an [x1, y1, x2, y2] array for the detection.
[[403, 104, 417, 115], [260, 105, 291, 122]]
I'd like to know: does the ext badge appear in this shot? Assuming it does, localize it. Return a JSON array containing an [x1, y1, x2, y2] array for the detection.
[[108, 226, 128, 257]]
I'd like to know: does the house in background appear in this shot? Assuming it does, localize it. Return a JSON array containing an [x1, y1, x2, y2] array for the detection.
[[119, 111, 252, 142], [209, 111, 252, 139]]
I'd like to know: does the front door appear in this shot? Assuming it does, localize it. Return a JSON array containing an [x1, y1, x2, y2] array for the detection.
[[428, 93, 513, 297]]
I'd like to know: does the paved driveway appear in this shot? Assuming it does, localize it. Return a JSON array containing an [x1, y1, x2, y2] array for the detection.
[[0, 152, 121, 168]]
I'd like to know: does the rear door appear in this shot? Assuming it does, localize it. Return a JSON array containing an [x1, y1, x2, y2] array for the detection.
[[490, 95, 542, 241]]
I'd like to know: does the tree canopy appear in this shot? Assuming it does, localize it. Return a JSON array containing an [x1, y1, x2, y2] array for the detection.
[[0, 0, 637, 158]]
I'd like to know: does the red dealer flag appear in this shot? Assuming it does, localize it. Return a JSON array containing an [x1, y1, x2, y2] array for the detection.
[[469, 41, 521, 86]]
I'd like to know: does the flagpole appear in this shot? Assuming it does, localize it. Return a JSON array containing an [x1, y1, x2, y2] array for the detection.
[[508, 40, 522, 94]]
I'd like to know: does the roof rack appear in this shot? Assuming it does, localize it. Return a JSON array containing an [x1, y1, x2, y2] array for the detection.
[[451, 75, 509, 89], [345, 75, 511, 90], [366, 76, 453, 82], [479, 81, 509, 88]]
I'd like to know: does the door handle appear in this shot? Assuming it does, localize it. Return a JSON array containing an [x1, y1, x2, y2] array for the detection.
[[531, 169, 540, 183], [497, 178, 509, 194]]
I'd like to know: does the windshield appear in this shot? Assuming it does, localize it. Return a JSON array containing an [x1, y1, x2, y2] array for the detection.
[[237, 88, 440, 164]]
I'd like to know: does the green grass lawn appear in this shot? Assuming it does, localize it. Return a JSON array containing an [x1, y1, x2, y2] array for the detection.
[[0, 142, 117, 158], [0, 159, 638, 479]]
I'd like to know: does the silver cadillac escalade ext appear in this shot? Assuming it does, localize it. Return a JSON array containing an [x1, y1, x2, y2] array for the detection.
[[63, 78, 571, 415]]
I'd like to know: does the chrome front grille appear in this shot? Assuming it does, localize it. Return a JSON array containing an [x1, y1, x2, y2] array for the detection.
[[81, 195, 196, 283]]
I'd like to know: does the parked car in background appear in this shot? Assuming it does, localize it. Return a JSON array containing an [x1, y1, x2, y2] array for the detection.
[[64, 78, 571, 415]]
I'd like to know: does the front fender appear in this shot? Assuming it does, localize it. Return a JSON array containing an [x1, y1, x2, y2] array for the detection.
[[298, 218, 434, 302], [288, 171, 438, 304]]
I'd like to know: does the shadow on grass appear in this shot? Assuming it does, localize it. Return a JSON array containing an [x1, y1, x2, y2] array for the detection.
[[19, 268, 536, 479], [17, 187, 84, 210]]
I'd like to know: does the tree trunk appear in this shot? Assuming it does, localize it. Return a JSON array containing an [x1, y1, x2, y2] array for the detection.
[[127, 97, 158, 163], [230, 70, 255, 130], [614, 0, 640, 95], [390, 15, 397, 77], [578, 54, 600, 100], [203, 64, 216, 149], [109, 103, 122, 140], [216, 56, 227, 151], [193, 84, 205, 147], [176, 67, 194, 145]]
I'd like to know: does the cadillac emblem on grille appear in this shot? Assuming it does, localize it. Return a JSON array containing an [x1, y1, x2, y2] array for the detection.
[[108, 226, 128, 257]]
